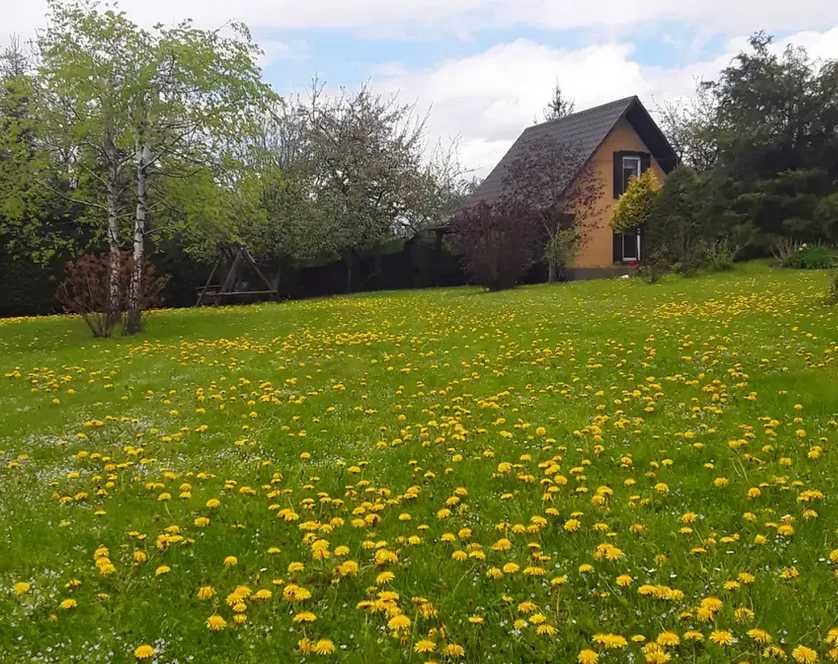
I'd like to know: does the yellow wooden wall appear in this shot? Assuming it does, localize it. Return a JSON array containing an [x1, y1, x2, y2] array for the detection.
[[572, 118, 666, 268]]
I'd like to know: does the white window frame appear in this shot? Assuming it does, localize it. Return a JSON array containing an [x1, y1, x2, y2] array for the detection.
[[621, 155, 642, 194]]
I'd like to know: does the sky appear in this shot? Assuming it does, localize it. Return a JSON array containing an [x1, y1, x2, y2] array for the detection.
[[3, 0, 838, 178]]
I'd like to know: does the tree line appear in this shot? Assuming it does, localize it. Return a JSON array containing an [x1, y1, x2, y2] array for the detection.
[[647, 33, 838, 272], [0, 0, 473, 332]]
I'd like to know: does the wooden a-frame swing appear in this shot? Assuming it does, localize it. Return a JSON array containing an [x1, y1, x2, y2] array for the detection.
[[195, 245, 277, 306]]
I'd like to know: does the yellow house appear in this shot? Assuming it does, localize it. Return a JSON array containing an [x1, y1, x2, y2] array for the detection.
[[472, 96, 677, 276]]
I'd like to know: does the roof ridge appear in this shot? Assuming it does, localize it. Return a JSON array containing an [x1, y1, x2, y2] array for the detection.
[[528, 95, 638, 130]]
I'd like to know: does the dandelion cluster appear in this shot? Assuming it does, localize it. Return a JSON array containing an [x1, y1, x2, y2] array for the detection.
[[1, 264, 835, 662]]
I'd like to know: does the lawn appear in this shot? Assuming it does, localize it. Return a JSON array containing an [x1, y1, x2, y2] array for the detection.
[[1, 262, 836, 664]]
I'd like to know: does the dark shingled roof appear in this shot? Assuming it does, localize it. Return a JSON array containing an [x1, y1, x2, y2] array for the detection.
[[471, 95, 677, 204]]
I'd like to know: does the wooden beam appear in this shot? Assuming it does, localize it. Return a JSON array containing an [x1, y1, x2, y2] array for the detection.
[[195, 255, 222, 306]]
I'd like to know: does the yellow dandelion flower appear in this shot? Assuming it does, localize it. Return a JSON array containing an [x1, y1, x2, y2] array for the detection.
[[133, 644, 155, 660], [388, 614, 411, 632], [709, 630, 735, 646], [206, 614, 227, 631], [578, 649, 599, 664], [791, 646, 819, 663], [442, 643, 465, 658], [293, 611, 317, 623]]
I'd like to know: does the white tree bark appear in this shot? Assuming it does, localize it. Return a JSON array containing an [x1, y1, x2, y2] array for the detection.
[[126, 136, 148, 333], [103, 135, 122, 334]]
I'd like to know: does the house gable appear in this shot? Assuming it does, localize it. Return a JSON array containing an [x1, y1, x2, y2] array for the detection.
[[470, 96, 676, 206], [464, 96, 676, 269]]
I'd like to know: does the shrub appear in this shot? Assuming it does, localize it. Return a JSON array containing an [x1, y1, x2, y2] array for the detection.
[[771, 237, 800, 266], [774, 241, 836, 269], [703, 239, 737, 272], [544, 227, 578, 282], [56, 251, 168, 337], [638, 252, 667, 283], [448, 201, 542, 291], [56, 253, 122, 337], [827, 270, 838, 304], [610, 169, 660, 233], [644, 167, 701, 270]]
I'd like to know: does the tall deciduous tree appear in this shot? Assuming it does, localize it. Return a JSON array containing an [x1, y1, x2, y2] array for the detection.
[[0, 38, 80, 266], [121, 17, 274, 331], [656, 84, 718, 172], [304, 83, 430, 291], [39, 1, 147, 327], [38, 0, 275, 332]]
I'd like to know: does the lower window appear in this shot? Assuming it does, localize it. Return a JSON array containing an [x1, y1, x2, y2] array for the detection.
[[622, 232, 639, 261]]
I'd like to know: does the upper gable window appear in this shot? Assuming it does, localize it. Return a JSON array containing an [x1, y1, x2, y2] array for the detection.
[[621, 155, 641, 194]]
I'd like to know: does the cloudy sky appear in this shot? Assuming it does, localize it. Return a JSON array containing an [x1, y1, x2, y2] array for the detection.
[[4, 0, 838, 177]]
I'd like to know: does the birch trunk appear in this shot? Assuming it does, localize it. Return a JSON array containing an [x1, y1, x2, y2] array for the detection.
[[103, 137, 122, 334], [126, 137, 147, 334]]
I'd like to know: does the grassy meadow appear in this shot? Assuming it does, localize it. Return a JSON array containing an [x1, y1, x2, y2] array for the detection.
[[0, 261, 836, 663]]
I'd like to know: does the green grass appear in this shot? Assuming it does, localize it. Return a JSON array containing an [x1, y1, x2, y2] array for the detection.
[[1, 261, 836, 663]]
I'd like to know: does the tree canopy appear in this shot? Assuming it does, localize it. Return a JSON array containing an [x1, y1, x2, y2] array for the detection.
[[0, 0, 471, 322], [659, 33, 838, 255]]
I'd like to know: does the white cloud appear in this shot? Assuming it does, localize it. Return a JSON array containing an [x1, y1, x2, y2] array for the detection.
[[2, 1, 835, 178], [491, 1, 838, 35], [256, 38, 311, 67], [372, 27, 838, 178], [4, 0, 838, 41]]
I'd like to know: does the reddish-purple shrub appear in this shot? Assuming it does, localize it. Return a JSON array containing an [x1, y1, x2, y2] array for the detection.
[[56, 251, 167, 337], [448, 200, 543, 291]]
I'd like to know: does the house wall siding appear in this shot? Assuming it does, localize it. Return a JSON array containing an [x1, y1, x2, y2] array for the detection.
[[573, 118, 666, 268]]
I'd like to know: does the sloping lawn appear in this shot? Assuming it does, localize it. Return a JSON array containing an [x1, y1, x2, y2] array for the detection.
[[1, 262, 836, 663]]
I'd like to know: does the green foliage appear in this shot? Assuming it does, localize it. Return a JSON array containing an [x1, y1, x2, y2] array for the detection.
[[543, 227, 578, 281], [0, 39, 86, 265], [32, 0, 278, 330], [610, 169, 660, 233], [2, 3, 470, 306], [777, 243, 837, 269], [827, 270, 838, 304], [642, 166, 739, 277], [656, 33, 838, 257], [815, 191, 838, 240], [686, 34, 838, 252], [642, 166, 700, 274], [702, 239, 736, 272]]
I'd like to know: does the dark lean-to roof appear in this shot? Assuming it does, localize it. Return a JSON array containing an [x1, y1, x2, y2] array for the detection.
[[471, 95, 678, 204]]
